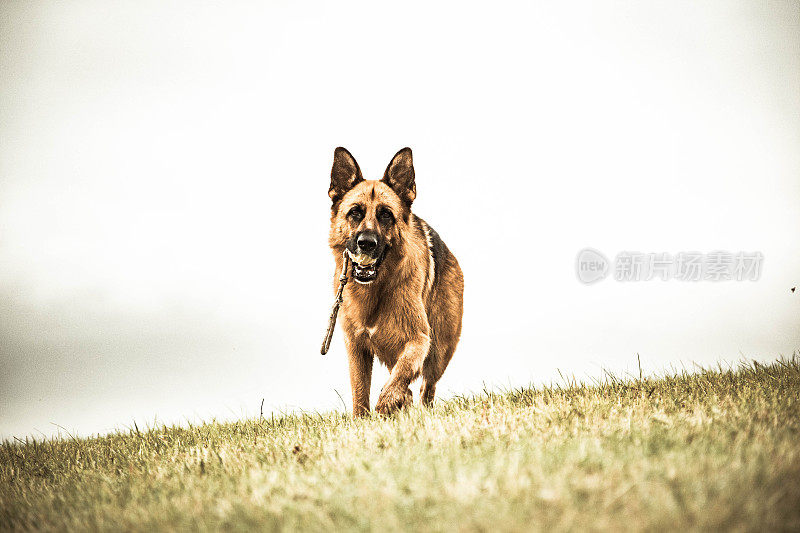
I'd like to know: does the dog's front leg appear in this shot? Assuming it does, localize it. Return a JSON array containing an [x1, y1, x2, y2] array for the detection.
[[346, 335, 374, 417], [375, 334, 430, 415]]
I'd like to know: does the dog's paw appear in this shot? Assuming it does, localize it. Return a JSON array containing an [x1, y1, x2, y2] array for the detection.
[[375, 385, 413, 416]]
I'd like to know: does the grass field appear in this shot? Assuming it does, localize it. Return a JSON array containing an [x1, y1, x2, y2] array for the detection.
[[2, 357, 799, 531]]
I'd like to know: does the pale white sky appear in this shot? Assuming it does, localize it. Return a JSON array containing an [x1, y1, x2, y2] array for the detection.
[[1, 1, 799, 439]]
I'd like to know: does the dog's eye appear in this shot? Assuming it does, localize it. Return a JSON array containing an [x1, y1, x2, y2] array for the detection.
[[378, 209, 395, 224], [348, 207, 364, 222]]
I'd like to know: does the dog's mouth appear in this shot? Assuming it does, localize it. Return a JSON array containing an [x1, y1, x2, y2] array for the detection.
[[348, 249, 386, 284]]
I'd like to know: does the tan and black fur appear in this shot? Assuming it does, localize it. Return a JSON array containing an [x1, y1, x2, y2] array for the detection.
[[328, 147, 464, 416]]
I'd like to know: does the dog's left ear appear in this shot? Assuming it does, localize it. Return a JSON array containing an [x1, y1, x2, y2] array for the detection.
[[381, 147, 416, 207]]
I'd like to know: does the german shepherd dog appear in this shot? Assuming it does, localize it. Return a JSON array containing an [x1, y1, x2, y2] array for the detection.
[[328, 147, 464, 416]]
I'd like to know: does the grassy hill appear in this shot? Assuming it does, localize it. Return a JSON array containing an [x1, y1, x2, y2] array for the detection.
[[2, 357, 799, 531]]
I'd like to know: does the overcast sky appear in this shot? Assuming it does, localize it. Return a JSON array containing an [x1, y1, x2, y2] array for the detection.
[[1, 1, 799, 439]]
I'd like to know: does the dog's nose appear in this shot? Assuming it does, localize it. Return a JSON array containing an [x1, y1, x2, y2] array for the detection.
[[357, 233, 378, 253]]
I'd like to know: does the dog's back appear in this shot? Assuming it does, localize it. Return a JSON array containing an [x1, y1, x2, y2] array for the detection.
[[412, 215, 464, 405]]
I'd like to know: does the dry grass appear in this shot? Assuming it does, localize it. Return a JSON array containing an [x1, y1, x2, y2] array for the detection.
[[2, 356, 799, 531]]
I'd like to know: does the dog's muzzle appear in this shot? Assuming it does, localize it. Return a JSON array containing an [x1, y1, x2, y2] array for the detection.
[[348, 232, 386, 284]]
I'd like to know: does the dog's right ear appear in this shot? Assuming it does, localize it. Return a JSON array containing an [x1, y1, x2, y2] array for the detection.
[[329, 147, 364, 204]]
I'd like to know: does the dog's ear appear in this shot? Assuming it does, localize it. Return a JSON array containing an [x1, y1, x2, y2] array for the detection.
[[329, 147, 364, 204], [381, 147, 416, 207]]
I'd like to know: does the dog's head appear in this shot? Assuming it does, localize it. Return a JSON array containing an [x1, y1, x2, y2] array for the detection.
[[328, 147, 416, 284]]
